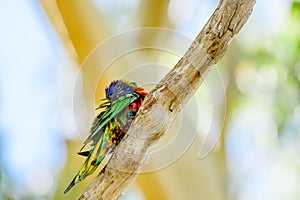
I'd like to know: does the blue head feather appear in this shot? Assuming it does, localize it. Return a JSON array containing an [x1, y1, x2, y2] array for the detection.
[[105, 80, 118, 98], [105, 80, 137, 99]]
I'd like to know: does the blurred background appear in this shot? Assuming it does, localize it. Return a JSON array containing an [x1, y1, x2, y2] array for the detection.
[[0, 0, 300, 199]]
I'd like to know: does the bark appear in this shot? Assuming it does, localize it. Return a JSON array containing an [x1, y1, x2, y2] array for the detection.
[[79, 0, 256, 199]]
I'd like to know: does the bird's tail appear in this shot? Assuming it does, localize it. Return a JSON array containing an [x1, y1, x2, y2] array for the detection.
[[64, 176, 76, 194]]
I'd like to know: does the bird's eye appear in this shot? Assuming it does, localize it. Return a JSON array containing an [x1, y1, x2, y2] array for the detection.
[[129, 111, 136, 117]]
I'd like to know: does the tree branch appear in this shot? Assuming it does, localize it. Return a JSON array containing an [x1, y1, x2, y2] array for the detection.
[[79, 0, 256, 199]]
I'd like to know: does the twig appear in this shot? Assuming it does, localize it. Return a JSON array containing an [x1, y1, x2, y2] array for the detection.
[[79, 0, 256, 199]]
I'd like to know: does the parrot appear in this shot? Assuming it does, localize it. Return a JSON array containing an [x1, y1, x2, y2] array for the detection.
[[64, 80, 147, 193]]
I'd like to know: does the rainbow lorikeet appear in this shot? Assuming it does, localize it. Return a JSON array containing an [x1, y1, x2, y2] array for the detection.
[[64, 80, 147, 193]]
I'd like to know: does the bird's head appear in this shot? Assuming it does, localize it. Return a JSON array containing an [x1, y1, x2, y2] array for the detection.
[[105, 80, 137, 99]]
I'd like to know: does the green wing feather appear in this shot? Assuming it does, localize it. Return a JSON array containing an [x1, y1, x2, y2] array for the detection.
[[80, 93, 138, 150]]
